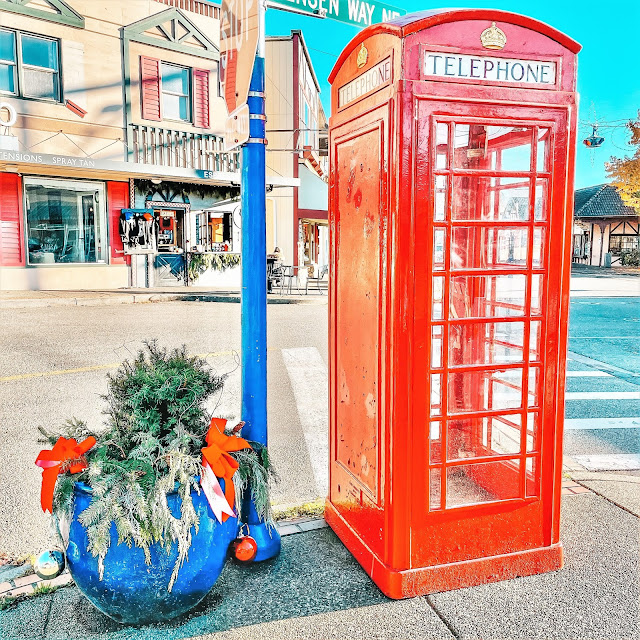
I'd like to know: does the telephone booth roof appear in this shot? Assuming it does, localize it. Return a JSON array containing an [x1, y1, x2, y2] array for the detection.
[[328, 8, 581, 84]]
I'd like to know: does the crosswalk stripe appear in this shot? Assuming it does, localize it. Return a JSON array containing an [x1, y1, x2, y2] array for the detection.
[[282, 347, 328, 496], [567, 351, 639, 377], [566, 371, 612, 378], [571, 454, 640, 471], [565, 417, 640, 430], [566, 392, 640, 400]]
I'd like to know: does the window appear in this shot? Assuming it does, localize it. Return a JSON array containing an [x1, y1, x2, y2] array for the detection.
[[0, 30, 16, 94], [140, 57, 210, 127], [0, 29, 60, 101], [25, 178, 107, 265], [161, 62, 190, 122], [609, 235, 640, 256], [195, 211, 233, 251]]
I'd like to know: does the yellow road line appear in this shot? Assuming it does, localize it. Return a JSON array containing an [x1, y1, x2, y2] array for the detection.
[[1, 363, 120, 382], [0, 349, 277, 382]]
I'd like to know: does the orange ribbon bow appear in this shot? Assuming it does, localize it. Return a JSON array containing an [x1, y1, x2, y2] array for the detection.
[[201, 418, 251, 522], [35, 436, 96, 513]]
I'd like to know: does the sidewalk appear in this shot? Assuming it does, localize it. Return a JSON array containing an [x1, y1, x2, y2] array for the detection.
[[570, 264, 639, 297], [0, 265, 636, 310], [0, 477, 637, 640], [0, 286, 328, 309]]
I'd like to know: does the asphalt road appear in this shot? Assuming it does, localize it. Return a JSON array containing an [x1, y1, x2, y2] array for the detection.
[[1, 292, 638, 558], [0, 301, 328, 558], [564, 297, 640, 469]]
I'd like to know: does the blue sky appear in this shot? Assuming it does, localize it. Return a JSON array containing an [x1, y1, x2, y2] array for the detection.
[[264, 1, 639, 189]]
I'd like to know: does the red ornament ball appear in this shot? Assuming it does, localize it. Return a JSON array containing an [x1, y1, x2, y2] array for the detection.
[[230, 535, 258, 563]]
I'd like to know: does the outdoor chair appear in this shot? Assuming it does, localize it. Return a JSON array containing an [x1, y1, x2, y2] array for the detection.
[[279, 265, 302, 295], [306, 264, 328, 295]]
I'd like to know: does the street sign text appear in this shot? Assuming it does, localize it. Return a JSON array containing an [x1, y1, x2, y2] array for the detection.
[[270, 0, 405, 28]]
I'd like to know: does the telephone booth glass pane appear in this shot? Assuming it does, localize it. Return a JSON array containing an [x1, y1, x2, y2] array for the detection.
[[449, 321, 526, 366], [537, 129, 550, 172], [451, 177, 531, 221], [447, 459, 521, 507], [453, 124, 533, 171], [447, 414, 522, 460], [451, 227, 529, 270]]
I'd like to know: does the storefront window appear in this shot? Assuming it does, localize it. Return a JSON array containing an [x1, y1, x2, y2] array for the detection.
[[194, 211, 233, 251], [609, 235, 640, 256], [25, 178, 107, 265]]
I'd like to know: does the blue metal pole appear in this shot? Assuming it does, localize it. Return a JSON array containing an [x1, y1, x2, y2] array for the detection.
[[240, 49, 281, 560]]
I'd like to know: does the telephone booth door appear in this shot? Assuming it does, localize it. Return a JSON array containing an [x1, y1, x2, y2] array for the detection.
[[411, 99, 569, 570]]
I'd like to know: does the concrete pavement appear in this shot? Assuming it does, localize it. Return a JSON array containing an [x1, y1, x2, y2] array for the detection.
[[0, 486, 637, 640]]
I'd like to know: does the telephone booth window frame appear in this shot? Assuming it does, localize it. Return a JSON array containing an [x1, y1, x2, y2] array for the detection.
[[426, 113, 554, 512]]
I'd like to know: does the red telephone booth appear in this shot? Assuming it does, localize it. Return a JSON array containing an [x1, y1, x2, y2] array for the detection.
[[326, 9, 580, 598]]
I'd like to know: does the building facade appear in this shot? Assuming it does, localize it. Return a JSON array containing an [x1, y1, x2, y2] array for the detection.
[[0, 0, 245, 290], [573, 184, 640, 267], [265, 31, 328, 275]]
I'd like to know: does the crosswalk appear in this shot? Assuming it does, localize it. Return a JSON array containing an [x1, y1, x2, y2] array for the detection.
[[564, 357, 640, 471], [278, 348, 639, 496]]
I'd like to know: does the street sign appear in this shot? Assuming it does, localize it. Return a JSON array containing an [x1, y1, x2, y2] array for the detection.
[[268, 0, 405, 28], [224, 103, 250, 152], [220, 0, 259, 134]]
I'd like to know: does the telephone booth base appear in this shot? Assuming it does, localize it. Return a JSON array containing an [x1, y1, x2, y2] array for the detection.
[[325, 501, 563, 599]]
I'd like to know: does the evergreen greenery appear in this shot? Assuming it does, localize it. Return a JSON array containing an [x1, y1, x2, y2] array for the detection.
[[187, 252, 241, 282], [38, 341, 276, 591]]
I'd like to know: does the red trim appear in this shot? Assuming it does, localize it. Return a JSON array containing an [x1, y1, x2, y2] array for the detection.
[[0, 173, 25, 267], [107, 182, 130, 265], [193, 69, 210, 128], [328, 9, 581, 84], [298, 208, 327, 220], [140, 56, 161, 122], [65, 100, 87, 118], [293, 33, 300, 267]]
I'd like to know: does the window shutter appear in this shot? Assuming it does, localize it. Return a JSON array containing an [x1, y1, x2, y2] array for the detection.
[[0, 173, 25, 267], [107, 181, 129, 265], [192, 69, 210, 129], [140, 56, 161, 122]]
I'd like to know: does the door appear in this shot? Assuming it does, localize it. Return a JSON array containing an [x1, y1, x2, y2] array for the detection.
[[329, 103, 390, 559], [412, 99, 571, 567]]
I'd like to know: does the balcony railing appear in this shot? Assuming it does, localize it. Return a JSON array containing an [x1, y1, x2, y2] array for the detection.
[[131, 124, 238, 173], [156, 0, 220, 18]]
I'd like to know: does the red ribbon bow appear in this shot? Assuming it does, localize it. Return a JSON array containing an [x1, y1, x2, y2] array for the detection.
[[201, 418, 251, 522], [35, 436, 96, 513]]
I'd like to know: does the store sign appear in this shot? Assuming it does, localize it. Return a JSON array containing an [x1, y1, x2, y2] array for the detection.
[[0, 150, 100, 168], [338, 57, 392, 107], [422, 51, 557, 86], [0, 150, 241, 182], [270, 0, 405, 28]]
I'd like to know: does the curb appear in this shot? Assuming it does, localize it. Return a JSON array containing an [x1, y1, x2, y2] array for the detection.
[[0, 570, 73, 600], [0, 293, 328, 309], [0, 517, 327, 601]]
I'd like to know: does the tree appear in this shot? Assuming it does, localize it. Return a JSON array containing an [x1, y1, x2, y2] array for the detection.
[[606, 111, 640, 210]]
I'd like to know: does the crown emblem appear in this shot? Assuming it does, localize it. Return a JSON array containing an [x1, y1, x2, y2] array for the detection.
[[480, 22, 507, 50], [357, 44, 368, 68]]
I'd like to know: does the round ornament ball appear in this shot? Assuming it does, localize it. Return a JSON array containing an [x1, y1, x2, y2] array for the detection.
[[230, 536, 258, 564], [34, 550, 65, 580]]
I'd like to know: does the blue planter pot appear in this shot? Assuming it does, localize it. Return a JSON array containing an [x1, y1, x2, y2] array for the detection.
[[66, 481, 237, 625]]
